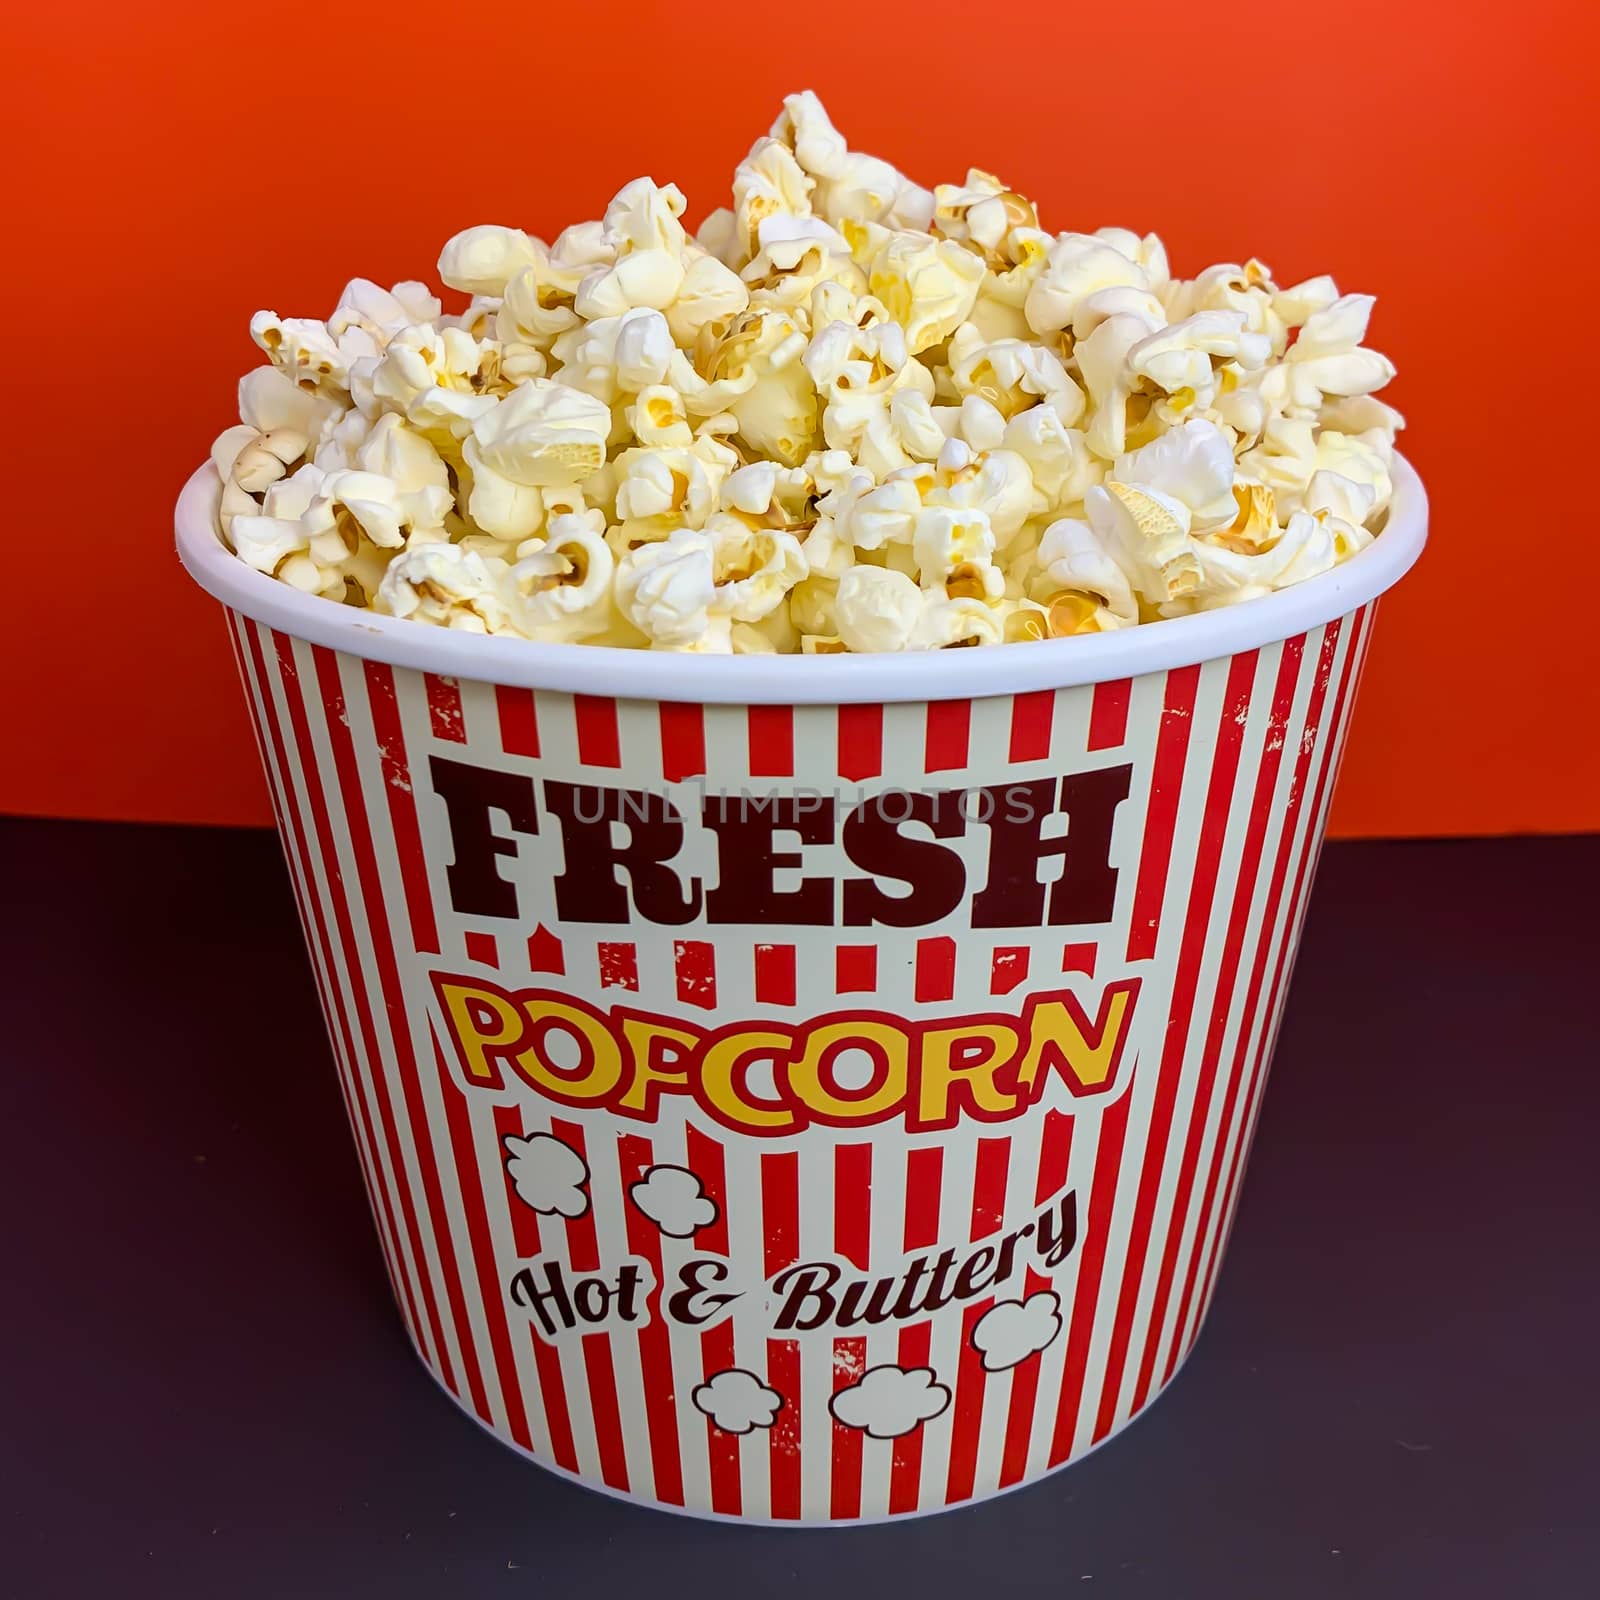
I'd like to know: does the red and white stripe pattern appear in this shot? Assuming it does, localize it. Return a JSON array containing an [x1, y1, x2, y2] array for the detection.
[[226, 605, 1373, 1521]]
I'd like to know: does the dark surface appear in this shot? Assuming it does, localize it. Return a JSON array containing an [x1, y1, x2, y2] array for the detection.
[[3, 819, 1597, 1600]]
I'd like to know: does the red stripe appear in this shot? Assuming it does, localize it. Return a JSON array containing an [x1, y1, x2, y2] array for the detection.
[[1165, 628, 1334, 1369], [890, 1146, 943, 1515], [1047, 1085, 1133, 1463], [229, 618, 413, 1330], [837, 704, 883, 780], [1191, 612, 1366, 1342], [990, 946, 1029, 995], [495, 685, 540, 758], [760, 1150, 800, 1281], [1008, 690, 1054, 763], [747, 705, 793, 776], [1061, 942, 1098, 977], [674, 940, 717, 1009], [659, 702, 707, 782], [1088, 678, 1131, 750], [685, 1126, 741, 1516], [424, 673, 466, 743], [1035, 1109, 1076, 1207], [548, 1118, 630, 1492], [574, 695, 621, 767], [754, 943, 796, 1005], [617, 1134, 685, 1505], [527, 925, 566, 974], [464, 931, 497, 967], [1126, 666, 1201, 962], [762, 1150, 802, 1519], [830, 1143, 873, 1520], [945, 1137, 1013, 1503], [317, 650, 493, 1419], [365, 662, 441, 955], [493, 1104, 578, 1471], [998, 1111, 1074, 1488], [1092, 651, 1258, 1442], [431, 1034, 534, 1450], [914, 937, 956, 1003], [268, 635, 451, 1382], [597, 941, 640, 991], [1136, 639, 1305, 1398], [923, 699, 971, 773], [835, 945, 877, 993], [494, 1103, 545, 1263]]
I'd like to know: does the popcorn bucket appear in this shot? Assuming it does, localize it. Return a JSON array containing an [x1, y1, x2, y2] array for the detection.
[[176, 458, 1426, 1523]]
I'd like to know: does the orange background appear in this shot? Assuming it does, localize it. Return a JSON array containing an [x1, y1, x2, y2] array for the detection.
[[4, 0, 1596, 836]]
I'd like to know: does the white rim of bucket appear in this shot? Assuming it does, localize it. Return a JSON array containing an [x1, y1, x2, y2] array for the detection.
[[176, 454, 1427, 704]]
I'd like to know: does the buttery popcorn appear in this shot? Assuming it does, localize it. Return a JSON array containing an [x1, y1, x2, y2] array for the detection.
[[214, 92, 1402, 652]]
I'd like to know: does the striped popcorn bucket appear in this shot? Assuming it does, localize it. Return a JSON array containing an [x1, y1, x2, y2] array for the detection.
[[177, 459, 1426, 1523]]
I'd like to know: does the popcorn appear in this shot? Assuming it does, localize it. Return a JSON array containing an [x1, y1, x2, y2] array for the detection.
[[913, 506, 1001, 596], [732, 139, 815, 265], [1002, 404, 1102, 512], [611, 437, 735, 529], [1112, 419, 1240, 532], [375, 542, 514, 633], [1075, 307, 1168, 460], [249, 311, 359, 398], [805, 315, 941, 476], [328, 279, 444, 347], [773, 90, 934, 232], [912, 595, 1005, 649], [438, 226, 540, 298], [614, 528, 720, 648], [575, 179, 690, 320], [506, 516, 617, 643], [460, 378, 613, 539], [212, 366, 337, 523], [947, 324, 1084, 424], [1258, 294, 1396, 414], [550, 307, 677, 406], [359, 323, 502, 438], [497, 244, 589, 350], [664, 250, 750, 349], [1162, 260, 1284, 349], [467, 378, 612, 489], [1160, 508, 1369, 616], [1024, 233, 1152, 336], [743, 215, 854, 309], [834, 565, 923, 652], [214, 91, 1402, 653], [627, 384, 695, 448], [1087, 480, 1202, 604], [690, 307, 817, 466], [860, 229, 986, 354], [1034, 517, 1139, 627], [1127, 312, 1272, 414], [232, 463, 425, 603], [702, 513, 809, 621]]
